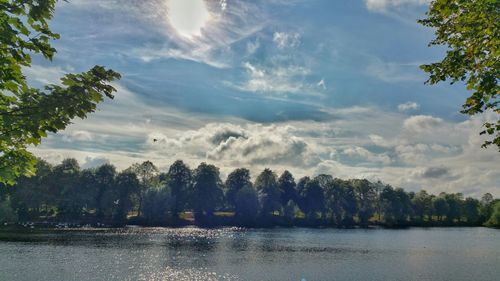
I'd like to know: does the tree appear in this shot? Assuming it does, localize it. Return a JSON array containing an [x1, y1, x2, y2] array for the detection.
[[255, 169, 281, 217], [463, 197, 480, 225], [481, 193, 494, 205], [94, 164, 116, 221], [113, 171, 140, 226], [314, 175, 333, 218], [234, 185, 260, 225], [340, 183, 358, 226], [380, 185, 411, 226], [480, 192, 495, 222], [277, 170, 297, 206], [412, 190, 433, 222], [352, 179, 376, 227], [283, 200, 298, 224], [52, 159, 82, 220], [225, 168, 252, 209], [433, 196, 449, 221], [444, 193, 464, 222], [127, 161, 159, 216], [166, 160, 192, 218], [141, 187, 172, 226], [191, 163, 223, 221], [485, 200, 500, 227], [9, 160, 52, 220], [296, 176, 310, 213], [299, 178, 325, 221], [0, 0, 121, 184], [419, 0, 499, 150], [324, 178, 344, 225]]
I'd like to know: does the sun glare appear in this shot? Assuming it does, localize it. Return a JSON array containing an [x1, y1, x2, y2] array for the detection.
[[167, 0, 210, 38]]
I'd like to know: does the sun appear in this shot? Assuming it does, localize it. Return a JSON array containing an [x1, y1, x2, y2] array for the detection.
[[167, 0, 210, 38]]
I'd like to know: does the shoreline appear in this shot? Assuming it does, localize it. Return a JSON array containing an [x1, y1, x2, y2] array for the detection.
[[1, 221, 493, 231]]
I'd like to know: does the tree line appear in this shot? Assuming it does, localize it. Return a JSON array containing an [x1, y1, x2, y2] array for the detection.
[[0, 159, 499, 228]]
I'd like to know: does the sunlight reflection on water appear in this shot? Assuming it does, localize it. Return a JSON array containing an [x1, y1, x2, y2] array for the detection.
[[0, 227, 499, 281]]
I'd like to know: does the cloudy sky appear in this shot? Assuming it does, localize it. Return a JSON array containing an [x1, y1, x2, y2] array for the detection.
[[27, 0, 499, 197]]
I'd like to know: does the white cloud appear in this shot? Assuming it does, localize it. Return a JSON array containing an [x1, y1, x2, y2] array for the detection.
[[229, 62, 322, 95], [30, 98, 500, 197], [147, 123, 320, 168], [365, 0, 430, 12], [341, 146, 392, 164], [369, 134, 395, 148], [317, 79, 327, 90], [273, 32, 301, 49], [22, 65, 71, 86], [220, 0, 227, 11], [398, 101, 420, 112], [62, 130, 94, 142], [403, 115, 443, 134]]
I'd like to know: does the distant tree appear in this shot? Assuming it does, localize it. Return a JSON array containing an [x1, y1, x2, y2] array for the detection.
[[299, 178, 325, 221], [225, 168, 252, 209], [380, 185, 411, 225], [0, 1, 121, 185], [78, 169, 100, 217], [35, 160, 54, 215], [9, 160, 52, 220], [352, 179, 376, 227], [52, 159, 82, 220], [112, 171, 140, 226], [296, 176, 310, 213], [1, 156, 497, 229], [479, 193, 495, 222], [283, 200, 298, 225], [94, 164, 116, 221], [419, 0, 500, 150], [314, 174, 333, 218], [234, 185, 259, 225], [127, 161, 159, 216], [324, 178, 344, 225], [485, 200, 500, 228], [278, 171, 297, 206], [463, 197, 480, 225], [141, 187, 172, 226], [166, 160, 192, 218], [255, 169, 281, 218], [481, 193, 494, 205], [192, 163, 223, 221], [341, 183, 358, 226], [444, 193, 464, 222], [433, 196, 449, 221], [411, 190, 433, 222]]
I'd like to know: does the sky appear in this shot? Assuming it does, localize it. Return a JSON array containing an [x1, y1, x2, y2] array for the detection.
[[26, 0, 499, 197]]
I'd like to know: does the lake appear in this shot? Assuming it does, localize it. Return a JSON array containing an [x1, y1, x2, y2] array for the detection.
[[0, 227, 498, 281]]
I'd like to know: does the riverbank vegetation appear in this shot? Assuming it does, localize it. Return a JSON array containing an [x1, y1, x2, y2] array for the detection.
[[0, 159, 498, 229]]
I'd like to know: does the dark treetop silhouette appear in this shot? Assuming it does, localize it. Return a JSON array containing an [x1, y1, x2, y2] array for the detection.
[[1, 159, 498, 228]]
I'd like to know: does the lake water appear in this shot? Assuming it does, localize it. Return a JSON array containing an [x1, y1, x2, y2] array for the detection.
[[0, 227, 498, 281]]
